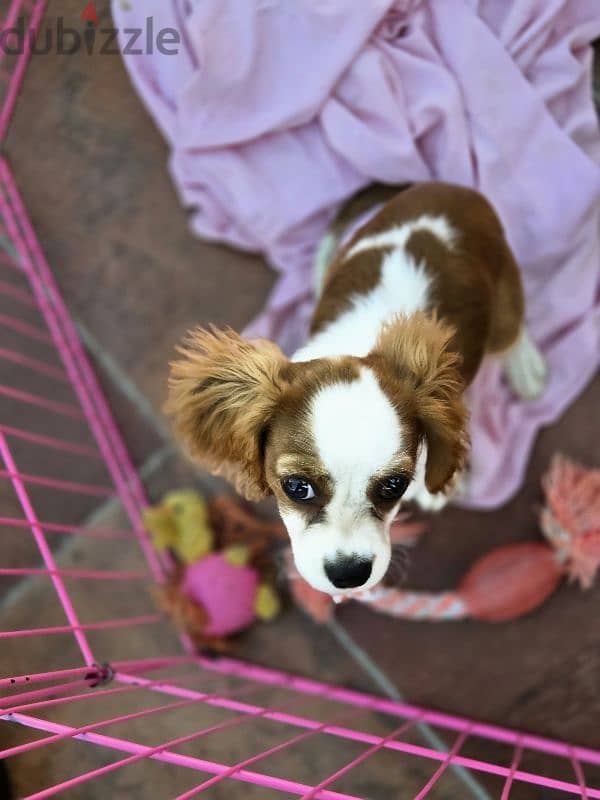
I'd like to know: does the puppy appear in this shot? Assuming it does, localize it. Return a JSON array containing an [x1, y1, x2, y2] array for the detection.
[[167, 183, 547, 595]]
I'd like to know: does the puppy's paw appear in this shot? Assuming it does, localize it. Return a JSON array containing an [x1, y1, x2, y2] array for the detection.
[[503, 329, 548, 401], [313, 233, 337, 297], [407, 469, 467, 513], [412, 485, 450, 513]]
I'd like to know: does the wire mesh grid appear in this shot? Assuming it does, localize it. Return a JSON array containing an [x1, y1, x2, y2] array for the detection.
[[0, 0, 45, 143], [0, 1, 599, 797]]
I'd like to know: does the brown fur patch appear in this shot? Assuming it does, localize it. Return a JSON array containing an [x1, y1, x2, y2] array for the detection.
[[166, 326, 289, 501], [368, 311, 469, 494], [405, 229, 492, 384], [328, 183, 410, 241], [311, 248, 388, 334], [342, 182, 499, 246], [316, 181, 524, 379]]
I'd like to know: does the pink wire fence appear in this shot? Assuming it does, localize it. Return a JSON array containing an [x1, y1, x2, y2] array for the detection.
[[0, 2, 599, 797]]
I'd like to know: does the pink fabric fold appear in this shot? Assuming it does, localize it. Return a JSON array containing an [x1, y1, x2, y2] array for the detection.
[[113, 0, 600, 509]]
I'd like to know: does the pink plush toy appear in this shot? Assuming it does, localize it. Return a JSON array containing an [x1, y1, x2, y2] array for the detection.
[[158, 544, 280, 650], [144, 491, 283, 650], [181, 552, 260, 637]]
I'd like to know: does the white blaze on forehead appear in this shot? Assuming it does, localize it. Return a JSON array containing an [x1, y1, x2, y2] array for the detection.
[[310, 367, 401, 498]]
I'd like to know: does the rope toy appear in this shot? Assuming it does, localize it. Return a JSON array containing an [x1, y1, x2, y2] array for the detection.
[[288, 455, 600, 623]]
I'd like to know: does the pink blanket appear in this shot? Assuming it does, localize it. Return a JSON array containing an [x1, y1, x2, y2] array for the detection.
[[114, 0, 600, 509]]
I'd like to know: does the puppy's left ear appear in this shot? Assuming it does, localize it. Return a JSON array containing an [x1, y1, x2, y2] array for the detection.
[[166, 326, 288, 501], [371, 313, 469, 494]]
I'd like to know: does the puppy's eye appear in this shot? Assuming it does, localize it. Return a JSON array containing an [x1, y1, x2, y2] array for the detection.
[[281, 475, 315, 502], [376, 474, 410, 502]]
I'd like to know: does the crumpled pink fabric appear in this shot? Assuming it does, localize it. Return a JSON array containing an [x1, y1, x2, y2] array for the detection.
[[113, 0, 600, 509]]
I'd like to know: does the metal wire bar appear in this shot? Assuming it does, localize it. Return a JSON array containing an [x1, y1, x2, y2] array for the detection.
[[0, 516, 136, 540], [195, 655, 600, 768], [0, 674, 219, 719], [0, 424, 101, 458], [176, 704, 393, 800], [0, 310, 53, 341], [1, 672, 263, 752], [301, 718, 421, 800], [0, 160, 164, 581], [0, 614, 162, 640], [0, 249, 22, 269], [0, 346, 69, 381], [500, 743, 523, 800], [570, 748, 590, 800], [0, 666, 94, 691], [0, 468, 114, 496], [82, 670, 600, 797], [0, 658, 230, 713], [9, 711, 362, 800], [0, 658, 201, 691], [0, 429, 94, 663], [1, 678, 110, 715], [0, 0, 47, 141], [11, 706, 600, 800], [0, 385, 84, 418], [4, 678, 369, 797], [413, 730, 470, 800], [0, 566, 149, 580], [0, 276, 44, 307]]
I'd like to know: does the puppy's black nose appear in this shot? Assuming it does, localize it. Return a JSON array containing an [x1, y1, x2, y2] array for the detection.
[[324, 556, 373, 589]]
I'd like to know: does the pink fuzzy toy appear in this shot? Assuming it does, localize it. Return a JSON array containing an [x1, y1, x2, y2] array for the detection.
[[147, 492, 284, 650], [181, 553, 259, 637]]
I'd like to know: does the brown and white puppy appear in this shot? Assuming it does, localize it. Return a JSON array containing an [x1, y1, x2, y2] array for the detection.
[[167, 182, 547, 595]]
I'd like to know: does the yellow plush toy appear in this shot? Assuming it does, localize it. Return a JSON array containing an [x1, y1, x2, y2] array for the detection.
[[143, 489, 214, 565]]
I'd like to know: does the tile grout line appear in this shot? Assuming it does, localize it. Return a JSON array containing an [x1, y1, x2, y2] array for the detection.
[[0, 444, 175, 615], [327, 619, 492, 800]]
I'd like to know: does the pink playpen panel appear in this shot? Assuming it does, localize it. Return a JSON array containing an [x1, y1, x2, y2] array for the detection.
[[0, 2, 599, 797]]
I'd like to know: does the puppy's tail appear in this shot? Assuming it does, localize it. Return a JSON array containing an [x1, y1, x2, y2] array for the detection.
[[313, 232, 338, 297], [314, 182, 412, 297]]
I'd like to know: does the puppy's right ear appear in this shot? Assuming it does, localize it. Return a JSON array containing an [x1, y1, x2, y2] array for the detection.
[[370, 312, 468, 495], [166, 327, 288, 501]]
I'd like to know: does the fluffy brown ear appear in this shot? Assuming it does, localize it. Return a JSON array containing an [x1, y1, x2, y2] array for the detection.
[[371, 312, 469, 494], [166, 326, 288, 501]]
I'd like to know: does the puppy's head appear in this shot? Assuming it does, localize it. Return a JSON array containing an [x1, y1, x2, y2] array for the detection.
[[167, 315, 467, 594]]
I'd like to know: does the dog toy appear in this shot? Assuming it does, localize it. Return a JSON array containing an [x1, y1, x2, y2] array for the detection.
[[143, 489, 214, 565], [144, 490, 283, 649], [160, 546, 280, 640], [289, 455, 600, 623]]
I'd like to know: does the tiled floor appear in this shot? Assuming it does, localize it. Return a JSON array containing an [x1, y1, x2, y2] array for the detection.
[[0, 2, 599, 798]]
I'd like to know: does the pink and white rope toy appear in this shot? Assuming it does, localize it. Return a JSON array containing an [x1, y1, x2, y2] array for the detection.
[[288, 455, 600, 624]]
